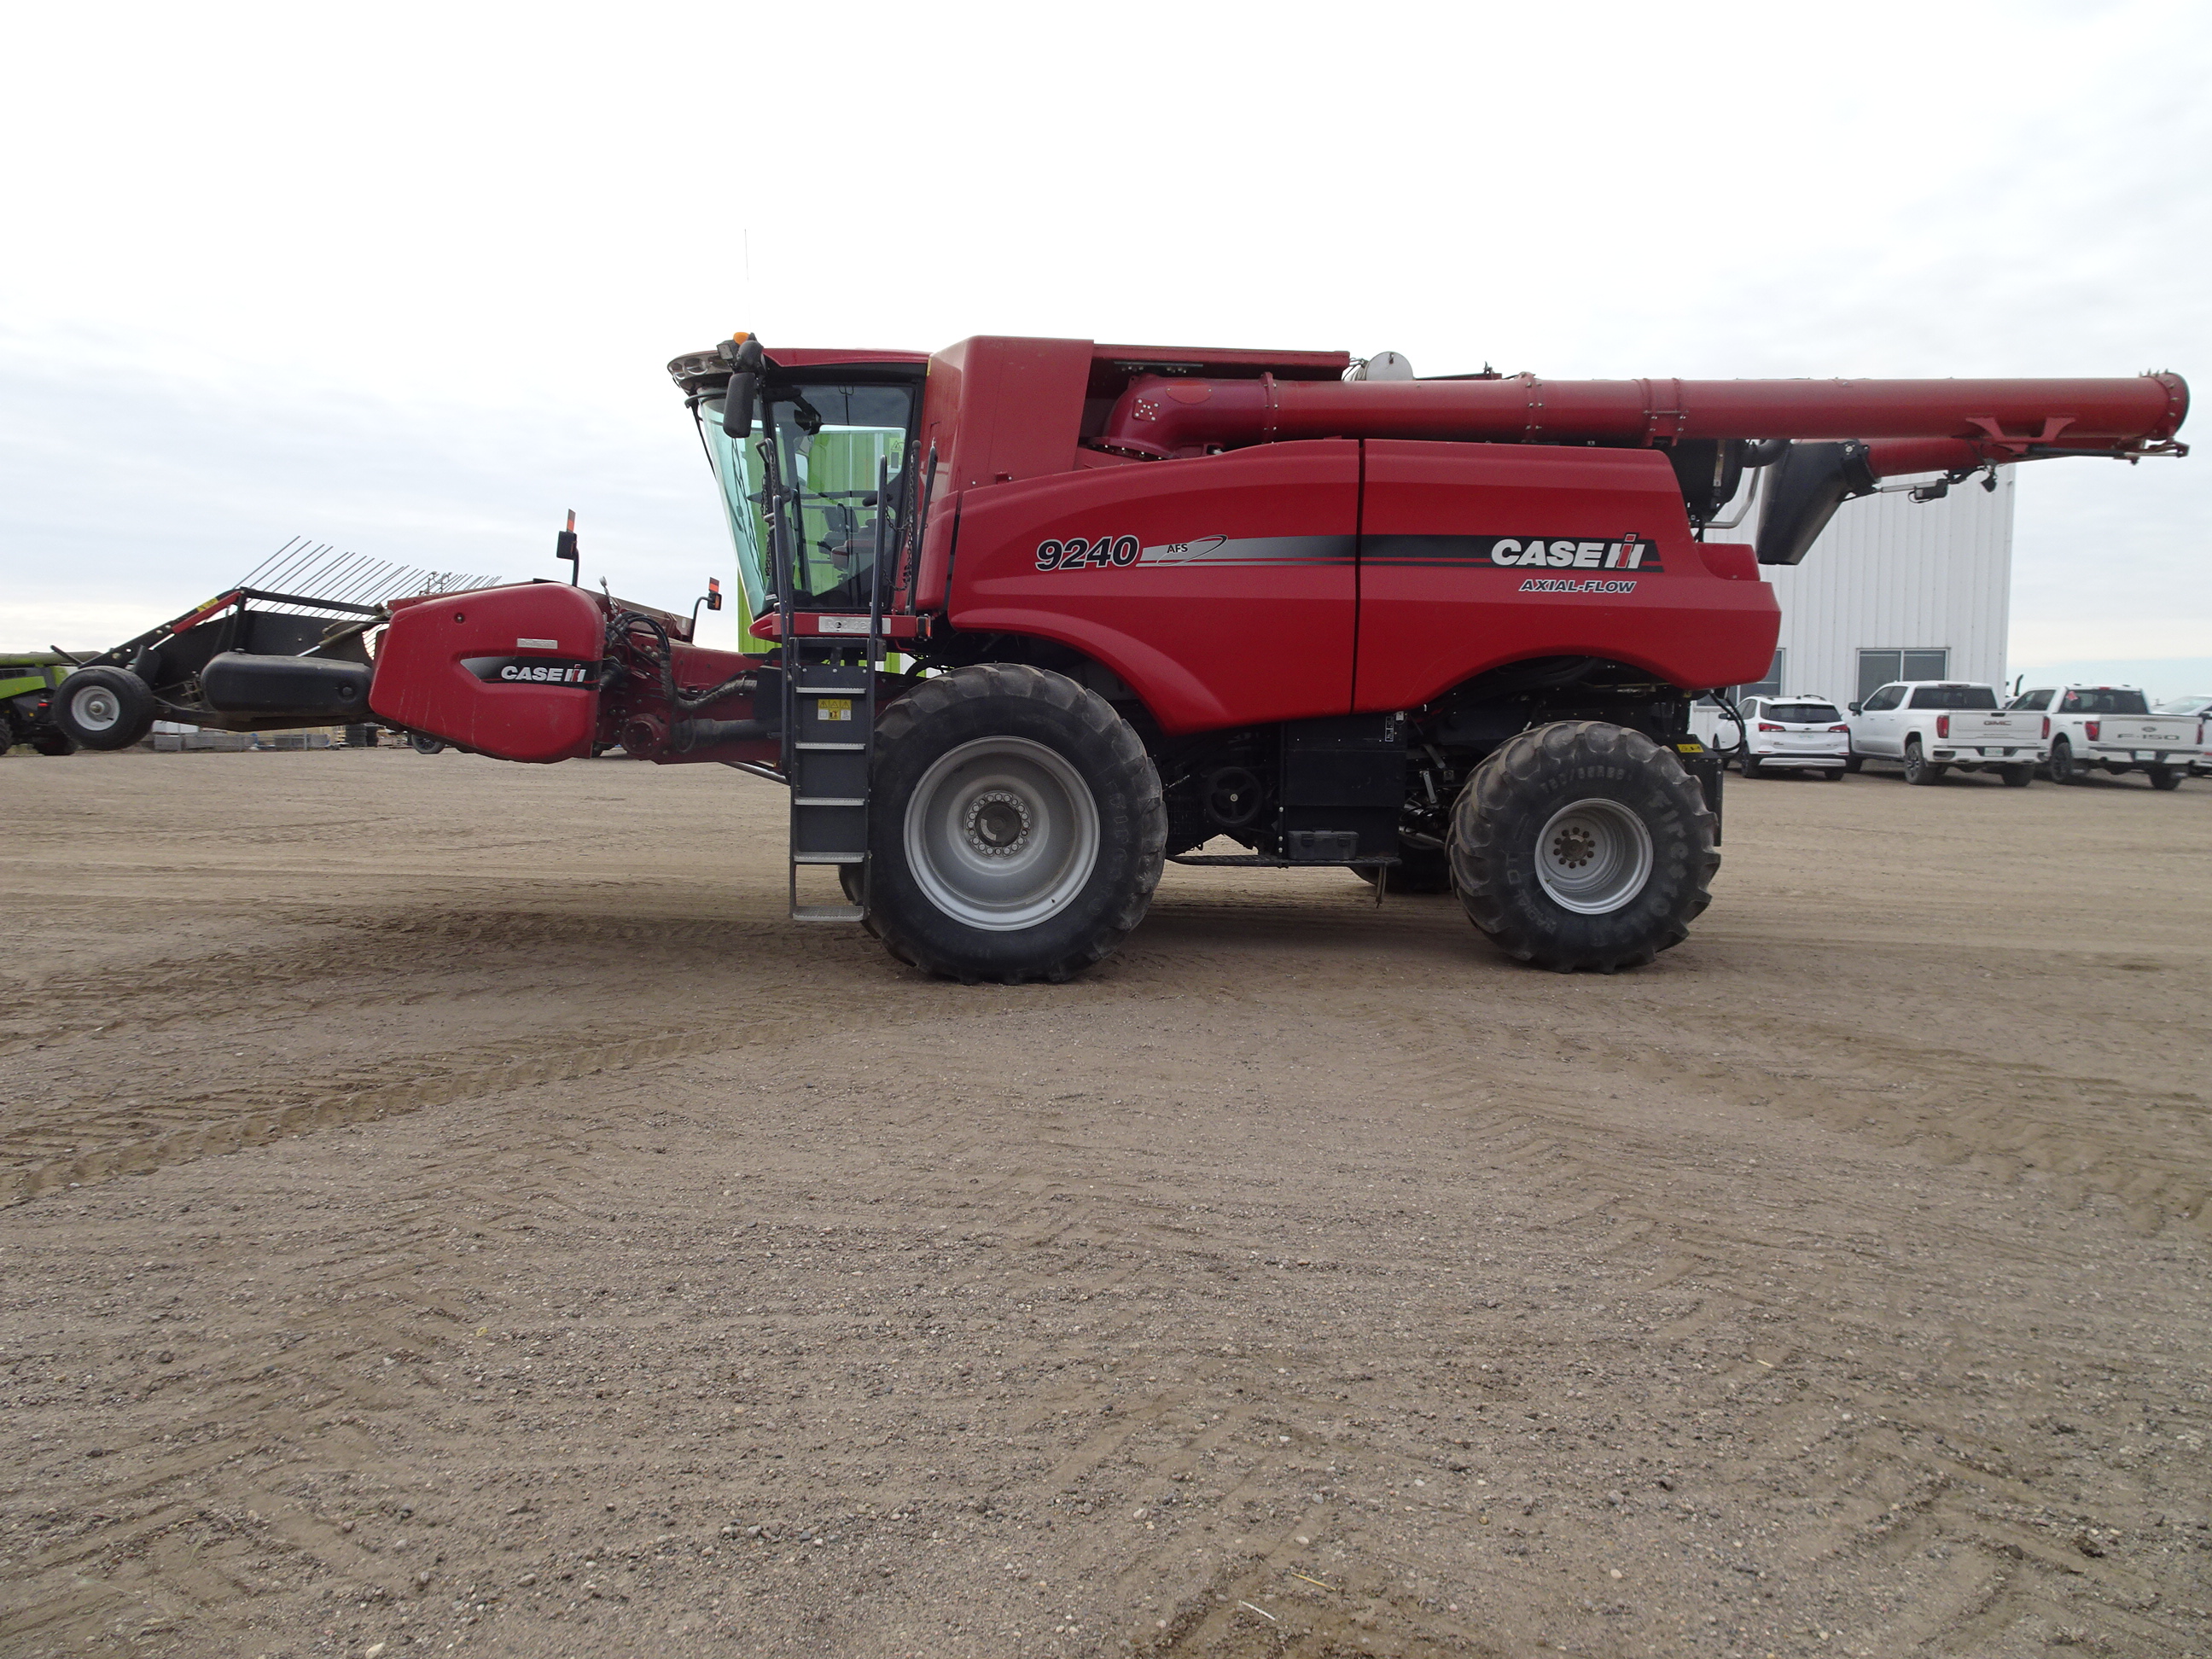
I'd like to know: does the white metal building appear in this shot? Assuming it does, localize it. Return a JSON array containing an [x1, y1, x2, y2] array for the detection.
[[1707, 470, 2017, 706]]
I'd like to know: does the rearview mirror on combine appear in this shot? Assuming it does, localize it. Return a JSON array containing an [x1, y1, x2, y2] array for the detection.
[[719, 371, 755, 439]]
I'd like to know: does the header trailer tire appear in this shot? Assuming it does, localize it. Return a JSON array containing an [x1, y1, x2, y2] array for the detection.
[[55, 667, 155, 752]]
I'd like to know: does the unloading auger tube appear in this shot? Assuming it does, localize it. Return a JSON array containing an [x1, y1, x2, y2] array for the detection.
[[1097, 370, 2190, 564]]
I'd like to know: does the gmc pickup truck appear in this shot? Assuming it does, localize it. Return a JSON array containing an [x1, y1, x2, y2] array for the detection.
[[2005, 685, 2204, 789], [1847, 681, 2046, 786]]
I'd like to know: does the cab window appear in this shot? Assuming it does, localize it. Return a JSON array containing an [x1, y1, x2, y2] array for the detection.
[[2062, 689, 2150, 716]]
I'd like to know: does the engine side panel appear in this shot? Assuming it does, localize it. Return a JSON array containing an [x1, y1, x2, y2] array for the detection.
[[1354, 442, 1779, 709], [946, 441, 1359, 734], [370, 584, 602, 762]]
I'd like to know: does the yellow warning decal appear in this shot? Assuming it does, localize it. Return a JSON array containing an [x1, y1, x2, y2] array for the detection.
[[818, 698, 853, 723]]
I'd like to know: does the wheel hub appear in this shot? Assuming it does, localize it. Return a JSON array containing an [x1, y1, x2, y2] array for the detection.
[[1549, 824, 1598, 869], [1534, 797, 1655, 916], [963, 790, 1032, 856], [905, 736, 1101, 931], [72, 686, 120, 731]]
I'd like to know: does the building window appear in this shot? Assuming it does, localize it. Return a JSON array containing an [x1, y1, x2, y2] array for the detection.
[[1857, 648, 1948, 703]]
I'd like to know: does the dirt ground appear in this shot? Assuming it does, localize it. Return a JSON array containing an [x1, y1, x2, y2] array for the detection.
[[3, 747, 2209, 1659]]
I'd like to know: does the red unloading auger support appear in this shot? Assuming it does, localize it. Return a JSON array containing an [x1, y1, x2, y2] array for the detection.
[[1098, 370, 2191, 566]]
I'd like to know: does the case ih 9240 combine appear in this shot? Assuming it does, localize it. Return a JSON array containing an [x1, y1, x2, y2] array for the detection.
[[48, 337, 2189, 980]]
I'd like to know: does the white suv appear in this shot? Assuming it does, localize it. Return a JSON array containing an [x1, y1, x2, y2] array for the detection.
[[1732, 696, 1850, 779]]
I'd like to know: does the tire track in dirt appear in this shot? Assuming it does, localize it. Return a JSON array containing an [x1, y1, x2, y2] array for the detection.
[[9, 754, 2209, 1657], [1373, 1033, 2212, 1656], [0, 1028, 734, 1206]]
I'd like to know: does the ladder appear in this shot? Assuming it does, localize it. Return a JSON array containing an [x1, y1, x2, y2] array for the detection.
[[773, 453, 891, 923], [784, 652, 874, 921]]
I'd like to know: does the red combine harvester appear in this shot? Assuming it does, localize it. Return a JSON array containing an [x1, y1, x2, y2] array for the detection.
[[51, 338, 2189, 979]]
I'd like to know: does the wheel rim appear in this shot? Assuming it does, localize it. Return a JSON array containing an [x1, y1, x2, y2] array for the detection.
[[1534, 797, 1654, 916], [905, 736, 1099, 931], [70, 684, 121, 733]]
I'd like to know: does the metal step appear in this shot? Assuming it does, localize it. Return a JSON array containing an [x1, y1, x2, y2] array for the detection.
[[792, 903, 864, 923], [793, 796, 865, 807], [1170, 853, 1400, 867], [794, 741, 866, 752], [792, 851, 865, 864]]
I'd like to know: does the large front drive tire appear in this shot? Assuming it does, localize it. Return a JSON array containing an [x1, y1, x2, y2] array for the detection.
[[866, 664, 1165, 984], [55, 667, 155, 751], [1448, 720, 1719, 974]]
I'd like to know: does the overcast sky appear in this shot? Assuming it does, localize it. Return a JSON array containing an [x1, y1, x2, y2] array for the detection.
[[3, 1, 2206, 672]]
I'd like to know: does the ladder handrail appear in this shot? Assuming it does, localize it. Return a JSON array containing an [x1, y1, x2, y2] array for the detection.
[[863, 453, 889, 915], [757, 430, 804, 920]]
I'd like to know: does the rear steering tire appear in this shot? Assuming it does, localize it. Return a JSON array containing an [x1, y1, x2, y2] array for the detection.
[[1449, 719, 1718, 973], [864, 664, 1165, 983], [54, 667, 154, 751]]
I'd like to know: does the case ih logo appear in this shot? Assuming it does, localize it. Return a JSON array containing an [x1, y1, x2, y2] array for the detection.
[[461, 655, 600, 686], [1487, 538, 1660, 571]]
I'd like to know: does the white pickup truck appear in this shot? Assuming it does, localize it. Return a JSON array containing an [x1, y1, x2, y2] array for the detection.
[[1846, 681, 2046, 786], [2004, 684, 2203, 790], [2154, 696, 2212, 778]]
